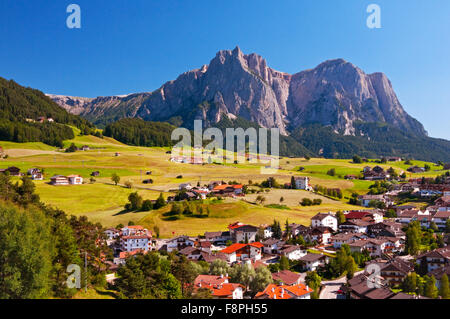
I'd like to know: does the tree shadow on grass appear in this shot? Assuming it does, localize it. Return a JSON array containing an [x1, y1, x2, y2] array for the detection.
[[94, 288, 118, 299]]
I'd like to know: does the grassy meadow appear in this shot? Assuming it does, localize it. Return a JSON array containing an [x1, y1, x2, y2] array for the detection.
[[1, 132, 448, 237]]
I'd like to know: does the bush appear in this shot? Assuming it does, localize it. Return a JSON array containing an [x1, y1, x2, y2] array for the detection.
[[141, 200, 153, 211], [300, 198, 313, 206]]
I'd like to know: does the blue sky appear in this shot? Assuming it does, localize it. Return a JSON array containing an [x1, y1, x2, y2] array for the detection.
[[0, 0, 449, 139]]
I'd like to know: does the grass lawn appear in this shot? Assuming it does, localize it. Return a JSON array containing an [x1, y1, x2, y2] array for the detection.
[[71, 288, 118, 299], [35, 181, 164, 221], [139, 199, 360, 238], [2, 133, 449, 234]]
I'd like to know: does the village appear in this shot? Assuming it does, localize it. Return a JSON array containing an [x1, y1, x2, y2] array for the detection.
[[1, 153, 450, 300], [97, 172, 450, 300]]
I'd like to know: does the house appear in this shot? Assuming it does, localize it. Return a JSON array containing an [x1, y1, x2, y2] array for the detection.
[[179, 246, 203, 260], [179, 183, 192, 191], [348, 239, 389, 257], [104, 228, 120, 240], [220, 243, 263, 263], [363, 166, 389, 180], [432, 211, 450, 230], [293, 177, 312, 191], [262, 238, 285, 254], [330, 233, 367, 249], [278, 245, 307, 261], [165, 236, 196, 253], [31, 173, 43, 181], [378, 258, 414, 286], [416, 247, 450, 273], [299, 253, 329, 271], [358, 195, 391, 207], [386, 157, 402, 162], [311, 212, 338, 231], [208, 181, 223, 190], [68, 175, 83, 185], [254, 283, 313, 300], [339, 220, 371, 233], [113, 249, 147, 265], [260, 224, 273, 239], [407, 166, 426, 173], [289, 224, 309, 238], [28, 168, 43, 180], [345, 210, 384, 224], [435, 196, 450, 212], [80, 145, 90, 151], [304, 227, 333, 244], [271, 270, 302, 286], [198, 251, 229, 264], [120, 226, 152, 252], [228, 222, 258, 243], [346, 273, 394, 299], [50, 175, 69, 185], [193, 275, 245, 300], [367, 221, 405, 239], [213, 184, 244, 196], [428, 265, 450, 290], [204, 231, 231, 245], [0, 166, 21, 176]]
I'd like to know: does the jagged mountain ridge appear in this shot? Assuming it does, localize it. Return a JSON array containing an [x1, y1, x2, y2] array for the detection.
[[48, 46, 426, 137]]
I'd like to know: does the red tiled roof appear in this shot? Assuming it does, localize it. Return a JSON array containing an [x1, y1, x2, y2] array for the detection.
[[194, 275, 228, 287], [212, 283, 244, 297], [220, 242, 263, 254], [255, 283, 313, 299]]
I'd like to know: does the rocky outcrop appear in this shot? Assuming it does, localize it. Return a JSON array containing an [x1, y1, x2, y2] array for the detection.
[[49, 47, 427, 137]]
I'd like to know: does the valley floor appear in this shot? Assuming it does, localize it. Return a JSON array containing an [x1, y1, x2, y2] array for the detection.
[[1, 134, 448, 237]]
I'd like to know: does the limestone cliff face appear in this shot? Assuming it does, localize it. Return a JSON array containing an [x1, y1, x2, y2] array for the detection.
[[49, 47, 427, 136]]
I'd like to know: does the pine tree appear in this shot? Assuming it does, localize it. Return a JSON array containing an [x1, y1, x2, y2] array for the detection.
[[439, 274, 450, 299]]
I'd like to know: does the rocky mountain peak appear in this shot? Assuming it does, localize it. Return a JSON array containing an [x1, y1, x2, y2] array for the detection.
[[49, 47, 427, 137]]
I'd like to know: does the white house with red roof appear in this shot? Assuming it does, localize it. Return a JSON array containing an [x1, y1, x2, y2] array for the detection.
[[193, 275, 244, 299], [254, 283, 313, 299], [228, 222, 258, 243], [120, 226, 152, 252], [220, 243, 263, 263]]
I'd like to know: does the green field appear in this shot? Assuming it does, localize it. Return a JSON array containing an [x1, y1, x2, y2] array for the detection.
[[1, 132, 448, 237]]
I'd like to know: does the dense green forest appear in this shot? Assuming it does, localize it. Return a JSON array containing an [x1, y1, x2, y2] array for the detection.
[[0, 173, 109, 299], [0, 77, 95, 147], [103, 118, 178, 147], [292, 122, 450, 162]]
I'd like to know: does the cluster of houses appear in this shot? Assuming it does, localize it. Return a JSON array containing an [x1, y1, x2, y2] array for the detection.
[[25, 116, 55, 123], [101, 183, 450, 299], [345, 246, 450, 299], [0, 166, 89, 186], [173, 181, 244, 201]]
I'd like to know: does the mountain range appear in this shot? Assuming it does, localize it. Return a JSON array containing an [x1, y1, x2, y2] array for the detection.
[[21, 47, 450, 161]]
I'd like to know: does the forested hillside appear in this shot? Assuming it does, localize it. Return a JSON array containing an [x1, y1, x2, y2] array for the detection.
[[0, 77, 95, 147], [103, 118, 177, 147], [292, 122, 450, 162]]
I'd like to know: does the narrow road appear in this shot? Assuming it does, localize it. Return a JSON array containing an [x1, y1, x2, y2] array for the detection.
[[319, 271, 364, 299], [319, 276, 347, 299]]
